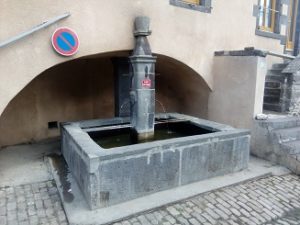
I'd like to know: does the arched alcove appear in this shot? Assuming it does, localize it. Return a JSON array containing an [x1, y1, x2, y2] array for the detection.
[[0, 52, 210, 147]]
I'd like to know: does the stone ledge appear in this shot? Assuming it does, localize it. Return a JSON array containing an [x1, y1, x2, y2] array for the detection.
[[215, 47, 267, 57], [255, 29, 286, 43]]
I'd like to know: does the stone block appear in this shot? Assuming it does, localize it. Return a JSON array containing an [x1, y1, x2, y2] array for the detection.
[[98, 150, 180, 207], [181, 144, 210, 185]]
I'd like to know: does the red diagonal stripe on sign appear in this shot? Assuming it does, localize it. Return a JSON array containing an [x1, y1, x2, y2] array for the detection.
[[58, 34, 74, 50]]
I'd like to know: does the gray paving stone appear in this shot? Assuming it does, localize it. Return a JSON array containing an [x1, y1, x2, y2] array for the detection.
[[176, 216, 189, 225], [214, 207, 229, 220], [201, 212, 217, 224], [162, 222, 171, 225], [4, 174, 300, 225], [0, 206, 6, 216], [206, 207, 220, 220], [189, 218, 201, 225], [118, 174, 300, 225], [121, 222, 131, 225], [0, 180, 67, 225], [137, 215, 151, 225], [0, 216, 7, 225], [166, 206, 180, 216], [190, 211, 207, 223]]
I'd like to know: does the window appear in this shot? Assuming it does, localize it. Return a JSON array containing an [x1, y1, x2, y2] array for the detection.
[[182, 0, 201, 5], [254, 0, 286, 41], [258, 0, 278, 32], [286, 0, 299, 50], [169, 0, 211, 13]]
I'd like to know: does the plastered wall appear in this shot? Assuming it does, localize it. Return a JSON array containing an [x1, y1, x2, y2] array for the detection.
[[0, 0, 285, 119], [0, 54, 209, 146], [208, 55, 267, 130]]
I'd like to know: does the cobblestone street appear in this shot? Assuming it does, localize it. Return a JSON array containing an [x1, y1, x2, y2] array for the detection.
[[114, 174, 300, 225], [1, 174, 300, 225], [0, 180, 67, 225]]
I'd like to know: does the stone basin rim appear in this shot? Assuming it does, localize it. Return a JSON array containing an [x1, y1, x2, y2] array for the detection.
[[61, 113, 250, 162]]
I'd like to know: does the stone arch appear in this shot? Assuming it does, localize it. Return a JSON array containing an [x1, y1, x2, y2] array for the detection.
[[0, 52, 210, 147]]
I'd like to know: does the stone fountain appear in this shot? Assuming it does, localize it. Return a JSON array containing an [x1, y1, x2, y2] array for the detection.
[[61, 17, 250, 210]]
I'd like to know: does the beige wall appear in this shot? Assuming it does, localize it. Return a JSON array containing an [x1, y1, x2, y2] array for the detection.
[[0, 0, 285, 119], [0, 53, 209, 146], [0, 57, 115, 146], [208, 55, 267, 130]]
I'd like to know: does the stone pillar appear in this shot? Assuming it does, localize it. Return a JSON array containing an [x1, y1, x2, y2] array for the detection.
[[129, 16, 157, 141], [208, 48, 267, 130]]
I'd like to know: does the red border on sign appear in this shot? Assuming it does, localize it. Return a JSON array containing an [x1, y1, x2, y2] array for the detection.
[[51, 27, 79, 56]]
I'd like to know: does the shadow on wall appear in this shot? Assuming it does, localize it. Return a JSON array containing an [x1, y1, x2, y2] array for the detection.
[[155, 54, 210, 117], [0, 52, 210, 147]]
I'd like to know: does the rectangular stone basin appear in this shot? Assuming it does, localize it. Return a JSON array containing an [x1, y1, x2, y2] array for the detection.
[[61, 113, 250, 209]]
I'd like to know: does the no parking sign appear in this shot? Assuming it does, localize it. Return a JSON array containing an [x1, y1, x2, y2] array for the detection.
[[51, 27, 79, 56]]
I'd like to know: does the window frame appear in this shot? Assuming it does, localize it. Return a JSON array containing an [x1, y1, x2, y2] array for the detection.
[[286, 0, 299, 50], [182, 0, 201, 4], [169, 0, 212, 13], [255, 0, 284, 40], [258, 0, 277, 32]]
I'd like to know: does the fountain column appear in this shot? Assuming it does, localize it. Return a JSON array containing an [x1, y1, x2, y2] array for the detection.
[[130, 16, 157, 141]]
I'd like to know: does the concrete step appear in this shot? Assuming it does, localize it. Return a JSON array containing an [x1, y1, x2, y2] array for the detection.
[[264, 96, 280, 104], [273, 126, 300, 143], [268, 69, 285, 74], [259, 116, 300, 130], [263, 103, 282, 112], [265, 75, 286, 83], [264, 88, 281, 96], [281, 140, 300, 155], [267, 69, 286, 76], [265, 81, 281, 88]]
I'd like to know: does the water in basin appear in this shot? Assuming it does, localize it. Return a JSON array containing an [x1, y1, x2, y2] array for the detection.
[[87, 120, 216, 149]]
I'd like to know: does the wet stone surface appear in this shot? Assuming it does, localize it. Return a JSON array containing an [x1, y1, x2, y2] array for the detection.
[[0, 180, 68, 225]]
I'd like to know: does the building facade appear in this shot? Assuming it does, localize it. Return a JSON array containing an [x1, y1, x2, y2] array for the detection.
[[0, 0, 299, 147]]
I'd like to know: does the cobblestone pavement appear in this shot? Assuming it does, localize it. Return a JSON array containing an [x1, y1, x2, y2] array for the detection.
[[2, 174, 300, 225], [0, 180, 68, 225], [113, 174, 300, 225]]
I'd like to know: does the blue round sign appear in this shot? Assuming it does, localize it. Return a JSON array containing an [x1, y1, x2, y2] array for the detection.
[[51, 27, 79, 56]]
